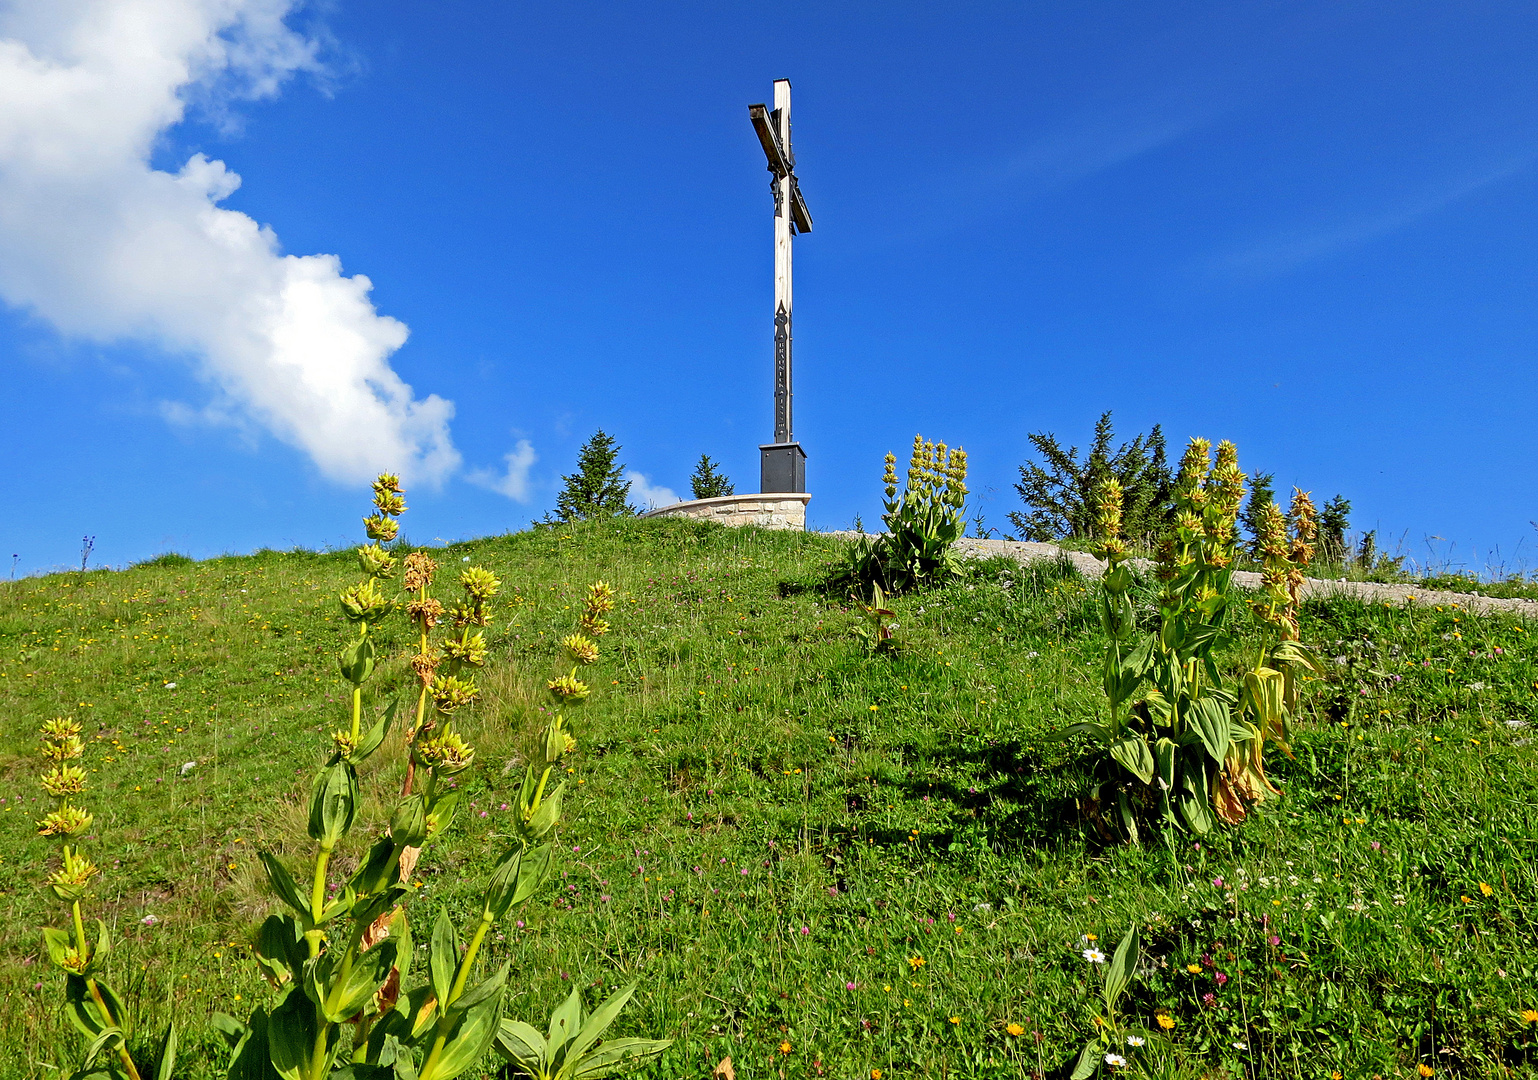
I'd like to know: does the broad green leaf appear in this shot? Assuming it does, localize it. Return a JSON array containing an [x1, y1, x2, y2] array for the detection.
[[547, 985, 585, 1056], [259, 851, 312, 923], [447, 962, 508, 1021], [429, 909, 458, 1011], [1115, 786, 1138, 844], [322, 940, 397, 1023], [338, 635, 376, 686], [153, 1022, 178, 1080], [494, 1019, 547, 1071], [225, 1007, 283, 1080], [42, 926, 76, 969], [483, 847, 523, 922], [210, 1011, 248, 1051], [511, 844, 554, 908], [1152, 738, 1177, 791], [1103, 925, 1140, 1012], [65, 974, 129, 1038], [571, 1037, 675, 1079], [425, 789, 460, 842], [1108, 733, 1154, 784], [348, 697, 396, 763], [1270, 639, 1323, 673], [419, 976, 505, 1080], [1176, 758, 1214, 835], [526, 780, 567, 840], [391, 794, 428, 848], [1187, 697, 1231, 765], [83, 1025, 125, 1066], [317, 884, 358, 925], [1068, 1039, 1100, 1080], [564, 981, 639, 1065], [308, 760, 359, 846], [268, 988, 327, 1080], [351, 836, 403, 897]]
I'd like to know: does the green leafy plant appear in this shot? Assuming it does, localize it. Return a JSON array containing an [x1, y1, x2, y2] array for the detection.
[[1063, 439, 1322, 840], [36, 717, 175, 1080], [841, 434, 968, 594], [688, 455, 735, 500], [494, 981, 673, 1080], [854, 582, 898, 655]]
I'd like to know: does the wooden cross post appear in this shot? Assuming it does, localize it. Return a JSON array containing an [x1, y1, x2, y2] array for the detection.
[[750, 79, 813, 493]]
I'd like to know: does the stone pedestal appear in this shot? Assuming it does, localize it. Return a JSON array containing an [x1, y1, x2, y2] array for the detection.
[[638, 492, 810, 531]]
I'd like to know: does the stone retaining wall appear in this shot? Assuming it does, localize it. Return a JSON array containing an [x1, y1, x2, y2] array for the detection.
[[639, 493, 810, 531], [821, 532, 1538, 619]]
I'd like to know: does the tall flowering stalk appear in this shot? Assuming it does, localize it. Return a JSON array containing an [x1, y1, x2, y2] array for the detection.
[[37, 717, 167, 1079], [1222, 488, 1324, 816], [336, 474, 402, 755], [400, 554, 499, 799], [493, 582, 671, 1077]]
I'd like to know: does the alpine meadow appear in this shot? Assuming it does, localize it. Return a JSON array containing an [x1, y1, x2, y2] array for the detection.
[[3, 457, 1538, 1079]]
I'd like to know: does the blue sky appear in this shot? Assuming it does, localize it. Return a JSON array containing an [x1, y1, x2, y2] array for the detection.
[[3, 1, 1537, 576]]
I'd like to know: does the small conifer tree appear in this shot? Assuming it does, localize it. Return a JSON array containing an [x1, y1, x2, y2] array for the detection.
[[552, 430, 634, 522], [1240, 470, 1276, 558], [689, 454, 735, 499], [1316, 494, 1351, 566]]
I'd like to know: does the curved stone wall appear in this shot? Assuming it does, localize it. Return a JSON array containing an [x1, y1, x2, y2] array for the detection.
[[638, 493, 810, 531]]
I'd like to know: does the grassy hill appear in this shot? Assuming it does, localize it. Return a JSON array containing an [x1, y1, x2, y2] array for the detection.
[[2, 517, 1536, 1079]]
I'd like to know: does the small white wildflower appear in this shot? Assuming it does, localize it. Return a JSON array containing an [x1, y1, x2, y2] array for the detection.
[[1104, 1053, 1126, 1067], [180, 760, 197, 775], [1082, 948, 1107, 964], [1233, 1041, 1247, 1050], [1126, 1035, 1145, 1047]]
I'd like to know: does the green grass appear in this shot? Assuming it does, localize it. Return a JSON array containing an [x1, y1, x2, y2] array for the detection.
[[3, 517, 1538, 1079]]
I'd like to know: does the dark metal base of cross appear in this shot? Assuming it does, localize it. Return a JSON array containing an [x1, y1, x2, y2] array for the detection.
[[759, 442, 806, 493]]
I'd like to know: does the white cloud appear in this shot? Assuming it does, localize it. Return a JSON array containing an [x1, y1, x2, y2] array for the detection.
[[0, 0, 459, 486], [467, 439, 537, 502], [626, 471, 680, 511]]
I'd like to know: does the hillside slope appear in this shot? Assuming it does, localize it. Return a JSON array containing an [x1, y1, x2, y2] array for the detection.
[[1, 518, 1536, 1078]]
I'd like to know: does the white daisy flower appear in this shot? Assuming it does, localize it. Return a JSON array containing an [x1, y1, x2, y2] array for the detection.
[[1082, 948, 1107, 963], [1104, 1053, 1126, 1067], [1126, 1036, 1145, 1047]]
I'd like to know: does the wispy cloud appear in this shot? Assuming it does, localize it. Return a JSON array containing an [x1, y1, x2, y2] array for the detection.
[[467, 439, 538, 502], [1214, 149, 1538, 279], [627, 471, 679, 511], [0, 0, 459, 486]]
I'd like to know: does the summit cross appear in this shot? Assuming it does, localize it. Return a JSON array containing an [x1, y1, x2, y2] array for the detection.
[[749, 79, 813, 493]]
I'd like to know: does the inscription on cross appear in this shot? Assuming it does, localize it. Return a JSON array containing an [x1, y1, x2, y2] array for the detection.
[[749, 79, 812, 493]]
